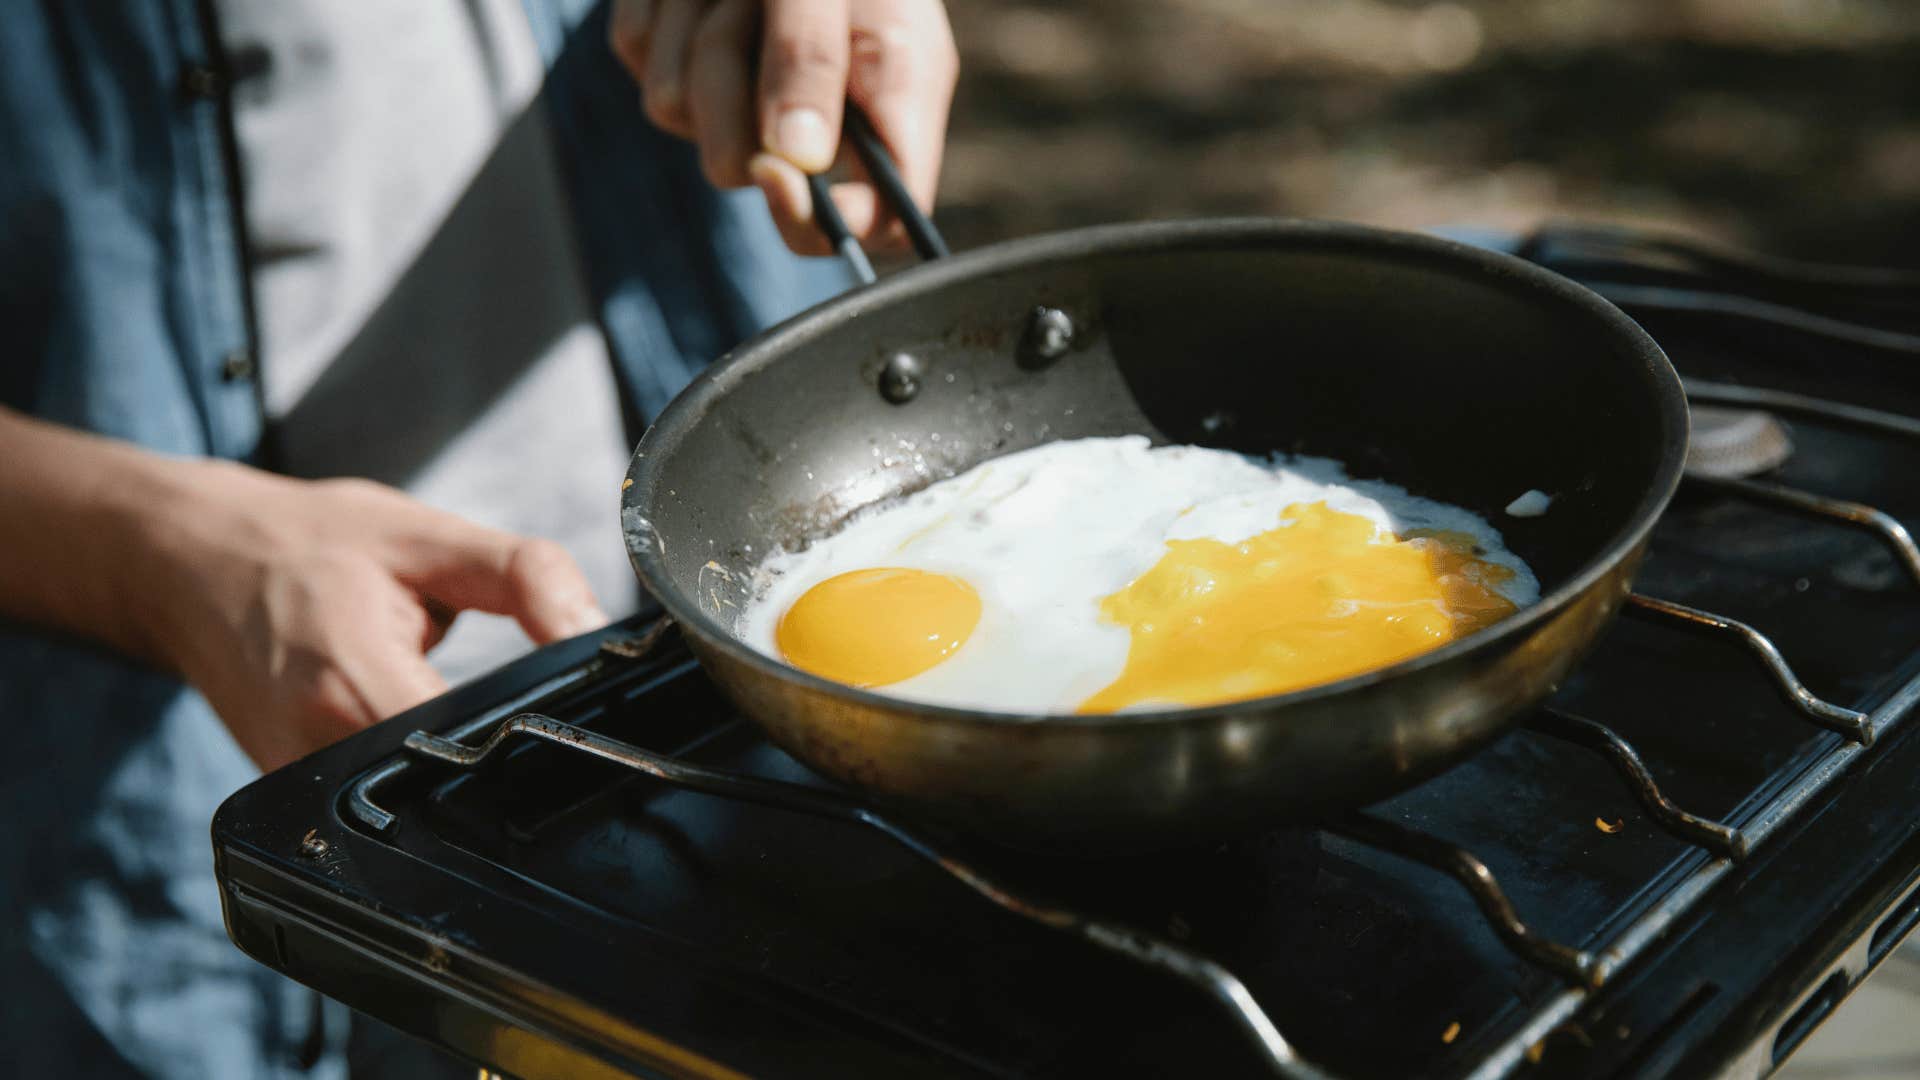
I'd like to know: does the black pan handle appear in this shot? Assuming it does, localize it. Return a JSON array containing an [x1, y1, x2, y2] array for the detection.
[[845, 105, 950, 262], [806, 172, 877, 284], [806, 101, 949, 285]]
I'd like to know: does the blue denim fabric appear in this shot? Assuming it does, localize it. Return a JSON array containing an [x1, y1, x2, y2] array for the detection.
[[0, 2, 846, 1076]]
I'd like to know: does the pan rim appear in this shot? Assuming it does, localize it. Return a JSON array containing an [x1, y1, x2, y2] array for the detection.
[[624, 216, 1690, 728]]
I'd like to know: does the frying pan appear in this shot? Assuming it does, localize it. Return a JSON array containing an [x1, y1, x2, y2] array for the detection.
[[622, 157, 1686, 854]]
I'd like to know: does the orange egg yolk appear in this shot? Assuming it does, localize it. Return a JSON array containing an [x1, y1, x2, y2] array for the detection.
[[1078, 501, 1517, 713], [776, 567, 982, 687]]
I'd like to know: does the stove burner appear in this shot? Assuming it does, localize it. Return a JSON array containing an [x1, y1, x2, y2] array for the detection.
[[1685, 407, 1793, 479], [377, 526, 1919, 1078], [213, 237, 1920, 1080], [345, 370, 1920, 1077]]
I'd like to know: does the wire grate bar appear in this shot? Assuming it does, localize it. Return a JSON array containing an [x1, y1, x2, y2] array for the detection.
[[1625, 594, 1872, 744], [1474, 667, 1920, 1077], [345, 618, 680, 834], [1330, 815, 1601, 988], [404, 714, 1333, 1079], [1688, 475, 1920, 588], [1530, 708, 1749, 860], [1682, 379, 1920, 443]]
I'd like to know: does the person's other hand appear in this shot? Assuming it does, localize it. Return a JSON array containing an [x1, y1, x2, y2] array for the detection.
[[609, 0, 958, 254], [134, 462, 608, 772]]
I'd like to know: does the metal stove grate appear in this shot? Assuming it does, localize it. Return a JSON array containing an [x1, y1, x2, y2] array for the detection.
[[347, 383, 1920, 1079]]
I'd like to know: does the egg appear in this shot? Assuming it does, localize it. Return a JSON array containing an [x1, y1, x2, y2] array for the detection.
[[739, 436, 1540, 714]]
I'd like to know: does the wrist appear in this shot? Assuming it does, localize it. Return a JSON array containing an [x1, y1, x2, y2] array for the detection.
[[92, 453, 203, 669], [105, 454, 267, 674]]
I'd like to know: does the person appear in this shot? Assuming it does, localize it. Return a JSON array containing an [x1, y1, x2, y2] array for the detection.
[[0, 1, 956, 1076]]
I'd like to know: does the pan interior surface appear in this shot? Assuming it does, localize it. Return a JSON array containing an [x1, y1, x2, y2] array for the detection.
[[625, 220, 1682, 723], [622, 220, 1684, 845]]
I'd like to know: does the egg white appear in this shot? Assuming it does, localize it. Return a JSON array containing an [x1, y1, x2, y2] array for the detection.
[[738, 436, 1541, 714]]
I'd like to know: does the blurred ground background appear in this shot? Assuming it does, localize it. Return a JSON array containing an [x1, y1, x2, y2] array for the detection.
[[937, 0, 1920, 264]]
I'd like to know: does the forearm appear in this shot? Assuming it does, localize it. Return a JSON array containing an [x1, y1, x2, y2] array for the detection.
[[0, 404, 608, 767], [0, 405, 195, 663]]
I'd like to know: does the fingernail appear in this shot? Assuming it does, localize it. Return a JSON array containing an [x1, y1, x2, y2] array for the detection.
[[773, 107, 834, 173], [750, 152, 809, 220], [748, 151, 783, 188], [565, 602, 610, 637]]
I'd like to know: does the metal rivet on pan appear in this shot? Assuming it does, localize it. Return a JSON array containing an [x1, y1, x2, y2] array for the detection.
[[299, 829, 329, 859], [879, 352, 924, 404], [1020, 307, 1074, 368]]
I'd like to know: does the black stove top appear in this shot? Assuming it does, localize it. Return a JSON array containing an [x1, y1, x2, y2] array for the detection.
[[213, 228, 1920, 1079]]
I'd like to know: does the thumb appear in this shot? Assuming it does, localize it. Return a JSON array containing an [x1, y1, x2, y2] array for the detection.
[[392, 516, 610, 644], [758, 0, 850, 173]]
